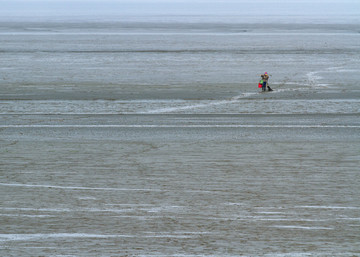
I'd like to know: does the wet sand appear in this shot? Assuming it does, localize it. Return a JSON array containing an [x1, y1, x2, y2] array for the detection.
[[1, 18, 360, 256], [1, 113, 360, 256]]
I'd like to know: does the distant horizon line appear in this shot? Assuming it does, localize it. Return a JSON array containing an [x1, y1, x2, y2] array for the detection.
[[0, 14, 359, 24]]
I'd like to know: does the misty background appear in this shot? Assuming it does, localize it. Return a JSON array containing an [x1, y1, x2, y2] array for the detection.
[[1, 0, 359, 23]]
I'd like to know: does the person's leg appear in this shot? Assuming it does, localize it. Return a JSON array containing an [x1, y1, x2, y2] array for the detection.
[[262, 81, 267, 91]]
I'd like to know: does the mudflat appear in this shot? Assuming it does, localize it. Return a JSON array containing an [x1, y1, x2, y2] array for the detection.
[[1, 18, 360, 256]]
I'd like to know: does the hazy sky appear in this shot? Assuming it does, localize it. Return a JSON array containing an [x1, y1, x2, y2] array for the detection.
[[1, 0, 359, 18]]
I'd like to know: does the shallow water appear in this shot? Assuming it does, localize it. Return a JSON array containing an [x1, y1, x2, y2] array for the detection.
[[0, 17, 360, 256]]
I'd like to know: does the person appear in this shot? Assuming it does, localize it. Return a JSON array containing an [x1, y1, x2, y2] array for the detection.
[[260, 72, 272, 91]]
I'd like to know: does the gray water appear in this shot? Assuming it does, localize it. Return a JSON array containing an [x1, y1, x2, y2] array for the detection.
[[0, 16, 360, 256]]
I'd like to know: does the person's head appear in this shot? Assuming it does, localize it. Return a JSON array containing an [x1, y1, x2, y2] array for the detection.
[[264, 72, 268, 75]]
